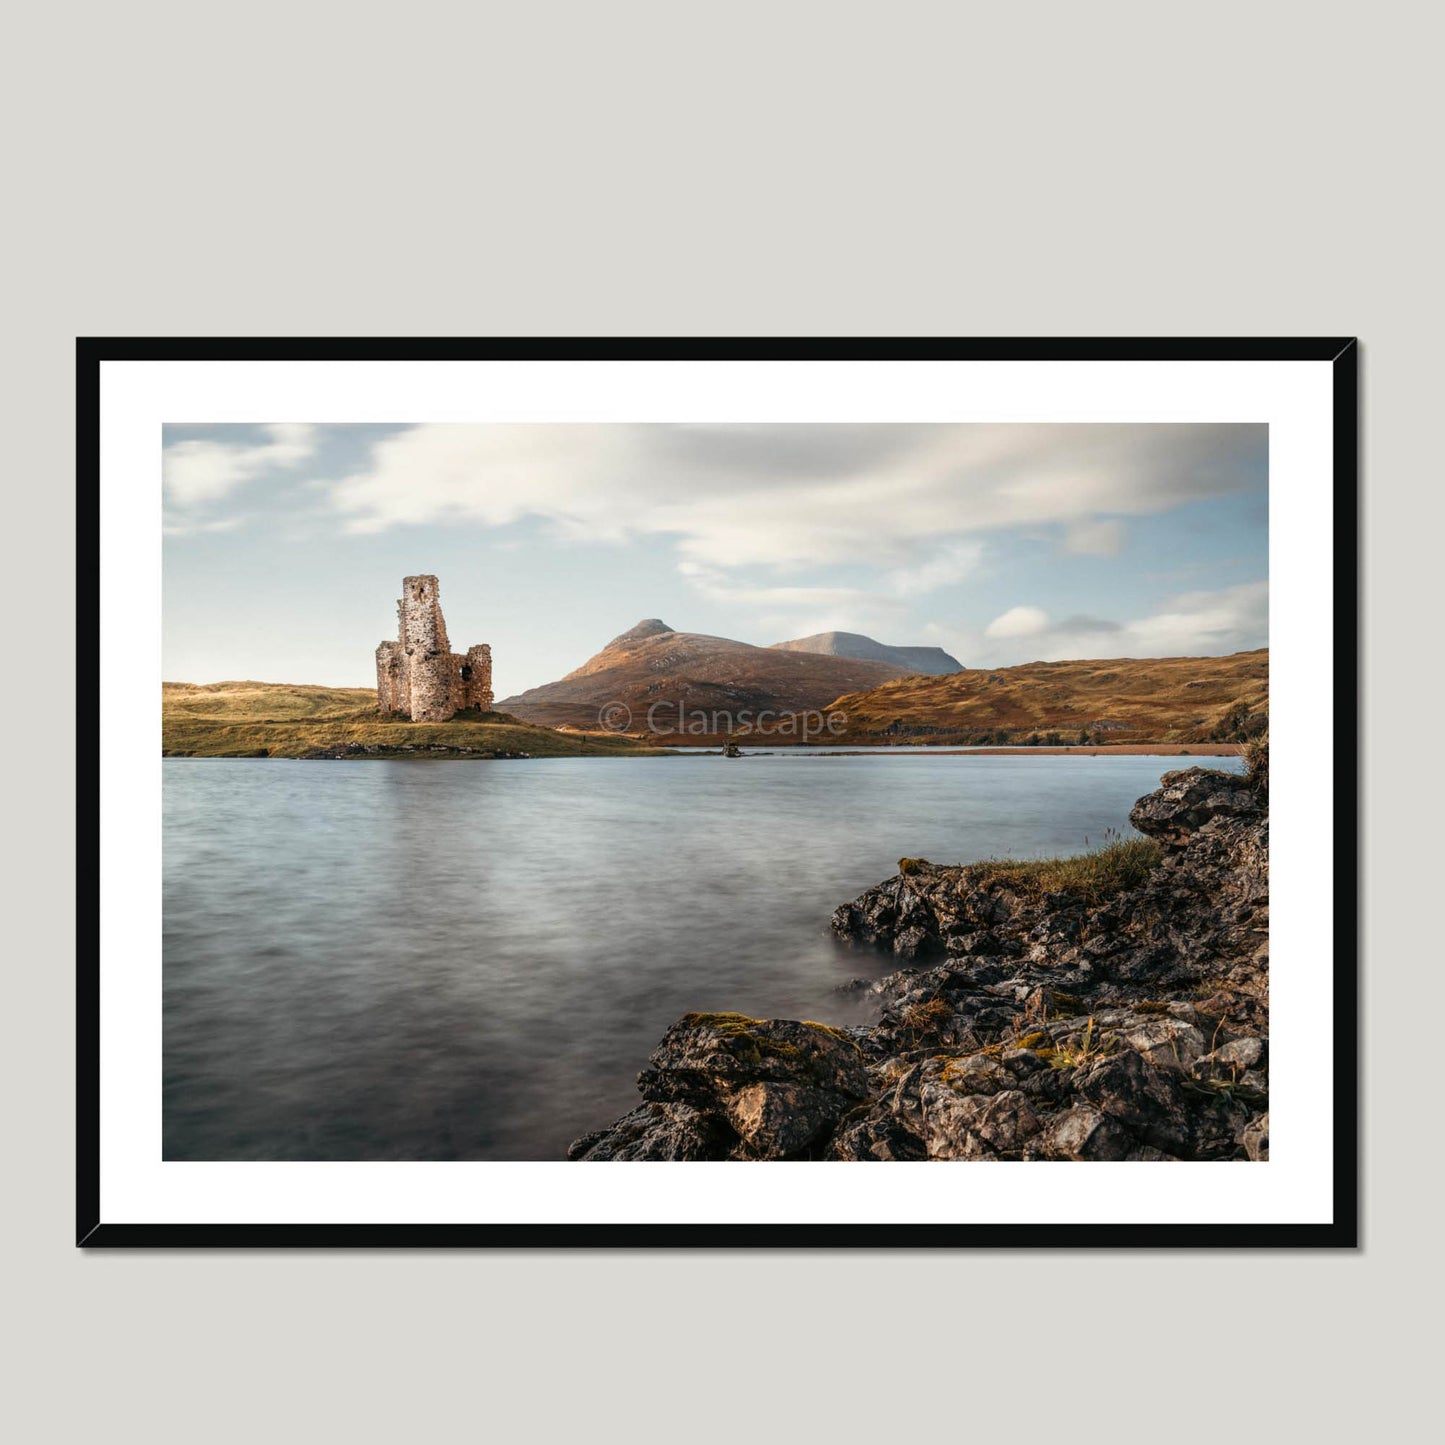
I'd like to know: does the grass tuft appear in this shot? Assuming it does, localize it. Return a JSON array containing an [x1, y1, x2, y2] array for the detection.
[[965, 834, 1162, 905], [1242, 731, 1268, 797], [900, 998, 952, 1039], [1039, 1016, 1117, 1070]]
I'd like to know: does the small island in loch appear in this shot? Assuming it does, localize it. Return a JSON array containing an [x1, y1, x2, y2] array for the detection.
[[161, 683, 668, 759], [163, 576, 666, 759]]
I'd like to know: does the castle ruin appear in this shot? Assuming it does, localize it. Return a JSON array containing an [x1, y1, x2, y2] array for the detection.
[[376, 575, 493, 722]]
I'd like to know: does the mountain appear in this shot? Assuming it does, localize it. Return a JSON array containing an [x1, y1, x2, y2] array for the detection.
[[497, 620, 911, 737], [820, 648, 1269, 745], [770, 630, 962, 674]]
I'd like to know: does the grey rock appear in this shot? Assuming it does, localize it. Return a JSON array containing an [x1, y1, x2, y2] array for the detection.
[[1029, 1106, 1134, 1161], [1193, 1035, 1267, 1083], [1128, 766, 1263, 848], [568, 1102, 731, 1161], [1242, 1112, 1270, 1161], [825, 1108, 929, 1161], [572, 1012, 869, 1161], [1122, 1017, 1206, 1071], [920, 1086, 1042, 1160], [894, 926, 933, 960]]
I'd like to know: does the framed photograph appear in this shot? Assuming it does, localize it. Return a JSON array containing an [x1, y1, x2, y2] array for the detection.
[[80, 338, 1357, 1246]]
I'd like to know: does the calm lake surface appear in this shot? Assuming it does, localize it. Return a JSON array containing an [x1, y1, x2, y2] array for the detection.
[[163, 753, 1243, 1160]]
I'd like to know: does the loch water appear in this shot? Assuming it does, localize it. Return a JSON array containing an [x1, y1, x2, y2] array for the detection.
[[163, 752, 1243, 1160]]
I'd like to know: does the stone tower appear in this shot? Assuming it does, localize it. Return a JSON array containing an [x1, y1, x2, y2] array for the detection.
[[376, 575, 493, 722]]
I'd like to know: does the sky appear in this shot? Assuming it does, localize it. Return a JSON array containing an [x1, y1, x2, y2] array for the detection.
[[162, 422, 1268, 698]]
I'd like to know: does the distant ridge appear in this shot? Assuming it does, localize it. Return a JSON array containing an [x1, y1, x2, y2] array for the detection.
[[770, 630, 962, 675]]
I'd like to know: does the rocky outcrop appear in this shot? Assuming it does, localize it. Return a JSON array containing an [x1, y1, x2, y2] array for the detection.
[[572, 763, 1269, 1162], [569, 1014, 870, 1160], [827, 766, 1267, 1023], [295, 741, 528, 760], [1127, 765, 1263, 846]]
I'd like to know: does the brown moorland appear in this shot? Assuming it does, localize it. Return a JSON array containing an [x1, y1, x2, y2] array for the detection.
[[822, 648, 1268, 746]]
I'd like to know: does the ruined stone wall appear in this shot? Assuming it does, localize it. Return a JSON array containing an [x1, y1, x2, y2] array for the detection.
[[463, 644, 494, 712], [376, 641, 404, 716], [375, 575, 492, 722], [398, 575, 450, 657], [406, 653, 459, 722], [397, 575, 454, 721]]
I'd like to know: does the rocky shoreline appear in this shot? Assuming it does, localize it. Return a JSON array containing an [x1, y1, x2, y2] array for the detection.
[[293, 742, 532, 760], [569, 758, 1269, 1162]]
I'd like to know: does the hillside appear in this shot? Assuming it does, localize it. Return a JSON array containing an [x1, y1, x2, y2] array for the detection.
[[161, 681, 668, 758], [769, 630, 962, 674], [821, 648, 1268, 745], [497, 620, 911, 737]]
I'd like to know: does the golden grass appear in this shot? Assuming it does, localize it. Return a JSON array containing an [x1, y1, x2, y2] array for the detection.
[[966, 836, 1163, 904], [162, 680, 378, 722], [161, 681, 668, 758]]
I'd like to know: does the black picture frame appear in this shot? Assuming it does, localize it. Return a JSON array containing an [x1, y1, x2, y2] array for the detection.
[[78, 336, 1359, 1248]]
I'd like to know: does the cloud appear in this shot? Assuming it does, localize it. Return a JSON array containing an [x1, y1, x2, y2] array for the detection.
[[978, 581, 1267, 664], [1121, 581, 1269, 657], [161, 516, 245, 539], [677, 539, 982, 639], [889, 540, 985, 596], [1063, 519, 1124, 556], [164, 423, 317, 507], [678, 561, 907, 638], [986, 605, 1051, 639], [325, 423, 1265, 579]]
